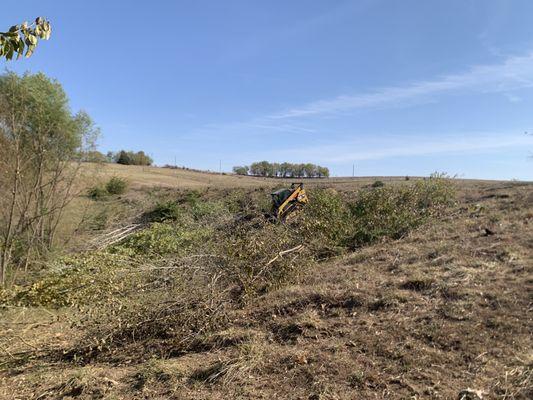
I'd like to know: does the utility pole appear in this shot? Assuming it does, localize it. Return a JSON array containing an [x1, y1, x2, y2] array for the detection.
[[352, 164, 355, 178], [219, 159, 222, 174]]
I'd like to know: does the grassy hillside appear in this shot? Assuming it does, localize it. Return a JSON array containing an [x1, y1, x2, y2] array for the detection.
[[79, 162, 433, 189], [80, 162, 275, 189], [0, 170, 531, 399]]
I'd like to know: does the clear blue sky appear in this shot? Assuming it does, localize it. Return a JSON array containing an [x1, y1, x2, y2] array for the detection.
[[3, 1, 533, 179]]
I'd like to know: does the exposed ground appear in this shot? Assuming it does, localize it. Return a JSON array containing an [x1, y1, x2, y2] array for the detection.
[[0, 168, 531, 399]]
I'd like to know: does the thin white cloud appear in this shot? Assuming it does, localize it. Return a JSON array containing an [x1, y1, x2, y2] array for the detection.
[[269, 52, 533, 119], [269, 132, 533, 163]]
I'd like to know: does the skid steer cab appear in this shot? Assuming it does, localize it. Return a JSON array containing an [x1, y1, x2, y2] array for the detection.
[[271, 182, 309, 222]]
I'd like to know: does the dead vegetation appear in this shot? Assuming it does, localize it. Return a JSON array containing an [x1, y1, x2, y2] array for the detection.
[[0, 177, 531, 399]]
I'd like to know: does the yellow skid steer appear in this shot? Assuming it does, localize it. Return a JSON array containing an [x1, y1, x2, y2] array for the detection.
[[271, 182, 309, 222]]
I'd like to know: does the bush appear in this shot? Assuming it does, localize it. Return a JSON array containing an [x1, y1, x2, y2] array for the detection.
[[371, 180, 385, 188], [147, 201, 182, 222], [233, 166, 248, 175], [349, 177, 455, 246], [113, 222, 212, 257], [105, 176, 128, 195], [73, 265, 230, 361], [297, 188, 352, 256], [221, 217, 311, 299], [87, 185, 108, 200]]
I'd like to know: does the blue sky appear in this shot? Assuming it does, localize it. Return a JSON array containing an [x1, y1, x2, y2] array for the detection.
[[3, 1, 533, 180]]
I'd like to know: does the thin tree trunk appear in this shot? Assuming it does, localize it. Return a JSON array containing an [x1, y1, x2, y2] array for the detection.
[[1, 147, 20, 286]]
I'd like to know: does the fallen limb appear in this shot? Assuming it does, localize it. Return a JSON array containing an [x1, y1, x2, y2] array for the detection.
[[265, 245, 304, 267]]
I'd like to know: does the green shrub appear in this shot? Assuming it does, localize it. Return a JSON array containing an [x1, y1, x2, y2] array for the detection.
[[148, 201, 182, 222], [371, 180, 385, 188], [88, 185, 108, 200], [191, 200, 227, 221], [114, 222, 212, 256], [9, 252, 139, 307], [298, 188, 352, 256], [349, 177, 455, 247], [105, 176, 128, 195]]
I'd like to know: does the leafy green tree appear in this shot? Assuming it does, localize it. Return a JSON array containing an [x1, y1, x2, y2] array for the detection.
[[238, 161, 329, 178], [233, 166, 248, 175], [82, 150, 107, 163], [303, 163, 316, 178], [0, 72, 98, 285], [131, 150, 153, 166], [114, 150, 153, 166], [279, 162, 291, 178], [116, 150, 131, 165], [317, 166, 330, 178], [0, 17, 51, 60]]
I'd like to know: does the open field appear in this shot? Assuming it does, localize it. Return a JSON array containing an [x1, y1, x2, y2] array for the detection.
[[0, 168, 531, 399], [79, 162, 449, 190]]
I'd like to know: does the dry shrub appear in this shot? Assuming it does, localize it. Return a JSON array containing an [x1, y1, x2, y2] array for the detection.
[[71, 265, 231, 361], [220, 216, 312, 300], [189, 337, 265, 385]]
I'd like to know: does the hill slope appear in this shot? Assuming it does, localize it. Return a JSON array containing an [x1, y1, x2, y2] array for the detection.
[[0, 180, 531, 399]]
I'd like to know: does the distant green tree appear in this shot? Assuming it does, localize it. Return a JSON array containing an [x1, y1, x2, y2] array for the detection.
[[132, 150, 153, 166], [0, 17, 51, 60], [82, 150, 107, 163], [233, 166, 248, 175], [116, 150, 131, 165], [240, 161, 329, 178], [303, 163, 316, 178], [279, 162, 291, 178], [317, 166, 330, 178]]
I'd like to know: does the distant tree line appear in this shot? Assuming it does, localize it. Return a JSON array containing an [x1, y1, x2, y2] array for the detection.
[[233, 161, 329, 178], [82, 150, 153, 166], [112, 150, 153, 166]]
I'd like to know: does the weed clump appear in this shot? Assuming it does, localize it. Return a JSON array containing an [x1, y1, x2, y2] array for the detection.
[[87, 177, 128, 200], [147, 200, 182, 222], [87, 185, 107, 200], [105, 176, 128, 195]]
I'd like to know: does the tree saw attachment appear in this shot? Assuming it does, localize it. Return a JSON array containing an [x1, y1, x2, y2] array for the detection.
[[271, 182, 309, 222]]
